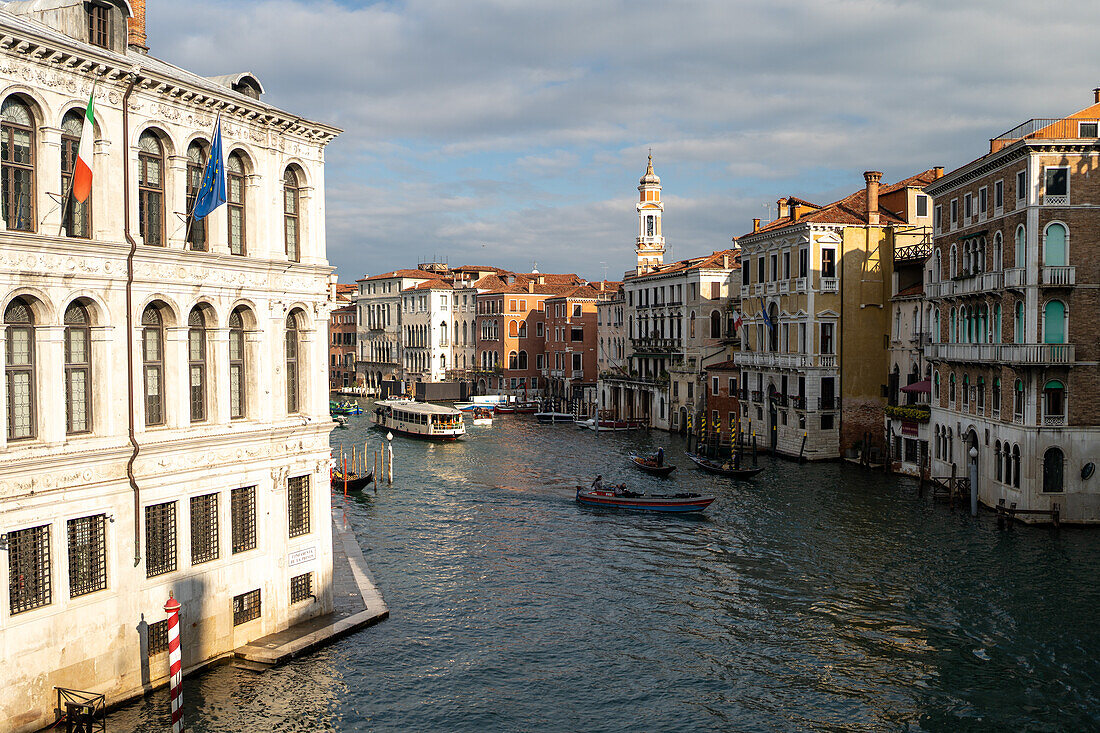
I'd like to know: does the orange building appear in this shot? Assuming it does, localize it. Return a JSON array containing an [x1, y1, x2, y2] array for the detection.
[[543, 285, 613, 409], [329, 284, 357, 391]]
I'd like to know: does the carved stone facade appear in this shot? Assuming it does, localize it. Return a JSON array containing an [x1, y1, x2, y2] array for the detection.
[[0, 4, 341, 730]]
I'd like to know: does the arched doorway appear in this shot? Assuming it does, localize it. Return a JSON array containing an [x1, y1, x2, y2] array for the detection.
[[678, 407, 687, 434], [1043, 447, 1064, 493]]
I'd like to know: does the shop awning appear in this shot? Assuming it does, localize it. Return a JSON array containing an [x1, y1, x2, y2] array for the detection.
[[901, 379, 931, 394]]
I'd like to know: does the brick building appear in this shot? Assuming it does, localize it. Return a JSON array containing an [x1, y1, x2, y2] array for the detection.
[[329, 285, 357, 391], [925, 89, 1100, 522], [543, 285, 609, 410]]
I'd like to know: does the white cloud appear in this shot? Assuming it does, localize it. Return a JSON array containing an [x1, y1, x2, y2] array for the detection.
[[148, 0, 1100, 280]]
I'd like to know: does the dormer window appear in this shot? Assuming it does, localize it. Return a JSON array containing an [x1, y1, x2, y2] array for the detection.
[[87, 3, 110, 49]]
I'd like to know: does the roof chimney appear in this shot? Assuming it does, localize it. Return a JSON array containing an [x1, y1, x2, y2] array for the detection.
[[752, 218, 761, 233], [722, 253, 730, 269], [528, 281, 534, 293], [1094, 87, 1100, 104], [864, 171, 882, 225], [933, 166, 944, 179], [776, 198, 788, 219], [128, 0, 148, 50]]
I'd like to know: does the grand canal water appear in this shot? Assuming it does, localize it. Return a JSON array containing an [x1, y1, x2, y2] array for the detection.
[[115, 404, 1100, 732]]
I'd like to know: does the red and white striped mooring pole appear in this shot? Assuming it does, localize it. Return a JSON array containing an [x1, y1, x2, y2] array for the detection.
[[164, 592, 184, 732]]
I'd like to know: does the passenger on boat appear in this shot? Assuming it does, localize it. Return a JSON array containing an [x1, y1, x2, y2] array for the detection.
[[592, 475, 604, 491], [656, 447, 664, 467], [613, 484, 627, 496]]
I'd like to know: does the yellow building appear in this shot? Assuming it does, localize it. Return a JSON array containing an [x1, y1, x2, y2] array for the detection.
[[732, 169, 940, 459]]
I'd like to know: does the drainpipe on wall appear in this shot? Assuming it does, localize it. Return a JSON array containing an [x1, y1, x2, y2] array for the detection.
[[122, 69, 142, 567]]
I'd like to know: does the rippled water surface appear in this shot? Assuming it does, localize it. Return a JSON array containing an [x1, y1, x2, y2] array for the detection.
[[116, 405, 1100, 731]]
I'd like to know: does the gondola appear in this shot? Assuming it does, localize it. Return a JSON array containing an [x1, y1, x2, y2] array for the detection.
[[684, 451, 765, 478], [332, 469, 374, 492], [630, 454, 676, 476], [575, 486, 713, 512]]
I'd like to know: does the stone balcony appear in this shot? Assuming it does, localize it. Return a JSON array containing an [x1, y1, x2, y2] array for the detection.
[[630, 336, 680, 354], [731, 351, 839, 369], [925, 342, 1075, 365], [1041, 266, 1075, 287]]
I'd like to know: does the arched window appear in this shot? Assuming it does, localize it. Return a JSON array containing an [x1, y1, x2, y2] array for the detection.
[[994, 304, 1001, 343], [995, 441, 1003, 482], [1043, 300, 1066, 344], [1003, 443, 1012, 486], [1012, 444, 1021, 488], [933, 371, 939, 400], [518, 350, 528, 369], [1014, 379, 1024, 420], [138, 131, 164, 246], [1043, 447, 1064, 493], [186, 141, 208, 250], [229, 307, 246, 419], [992, 378, 1001, 414], [948, 373, 956, 403], [961, 374, 969, 410], [1043, 223, 1066, 267], [188, 307, 208, 422], [142, 304, 165, 426], [934, 310, 940, 343], [711, 309, 723, 339], [227, 152, 246, 255], [1014, 225, 1025, 267], [1015, 301, 1024, 344], [5, 296, 36, 439], [508, 351, 518, 370], [689, 312, 695, 339], [949, 243, 957, 278], [64, 300, 92, 434], [283, 168, 301, 262], [441, 320, 448, 346], [286, 311, 301, 413], [1, 97, 35, 232], [992, 232, 1003, 271], [949, 308, 957, 343], [518, 321, 527, 338], [1043, 379, 1065, 424], [933, 250, 941, 282], [509, 320, 518, 337], [976, 376, 985, 411], [61, 109, 91, 238], [462, 321, 468, 345]]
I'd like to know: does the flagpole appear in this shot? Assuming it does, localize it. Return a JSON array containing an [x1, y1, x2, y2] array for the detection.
[[178, 112, 222, 246], [58, 82, 96, 237]]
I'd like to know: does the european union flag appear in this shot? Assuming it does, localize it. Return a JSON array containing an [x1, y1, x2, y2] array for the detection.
[[193, 115, 226, 219]]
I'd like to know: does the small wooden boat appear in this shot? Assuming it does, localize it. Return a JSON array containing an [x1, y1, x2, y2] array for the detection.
[[630, 454, 676, 476], [471, 407, 494, 425], [575, 486, 713, 512], [493, 405, 516, 414], [332, 469, 374, 492], [332, 414, 349, 428], [685, 452, 765, 478], [515, 402, 539, 413], [535, 412, 574, 424]]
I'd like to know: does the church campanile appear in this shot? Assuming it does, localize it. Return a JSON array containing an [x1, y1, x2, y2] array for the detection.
[[635, 153, 665, 274]]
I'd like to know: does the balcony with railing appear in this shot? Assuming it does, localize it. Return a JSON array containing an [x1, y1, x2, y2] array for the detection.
[[1004, 268, 1025, 289], [926, 342, 1075, 365], [779, 280, 790, 294], [791, 395, 806, 410], [992, 118, 1100, 151], [630, 336, 679, 354], [894, 239, 933, 264], [752, 283, 764, 296], [740, 284, 750, 298], [795, 277, 808, 293], [766, 282, 778, 295], [1041, 266, 1075, 286], [751, 390, 764, 402], [820, 277, 839, 293], [819, 396, 840, 411]]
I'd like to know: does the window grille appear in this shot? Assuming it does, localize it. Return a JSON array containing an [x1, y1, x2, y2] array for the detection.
[[142, 305, 164, 426], [87, 4, 109, 48], [145, 501, 176, 577], [64, 301, 92, 434], [137, 131, 164, 246], [233, 588, 261, 625], [147, 619, 168, 656], [60, 110, 91, 238], [290, 572, 313, 604], [190, 493, 219, 565], [5, 295, 36, 440], [288, 475, 310, 538], [187, 308, 207, 422], [185, 141, 208, 250], [1, 97, 36, 233], [229, 308, 246, 418], [8, 524, 50, 614], [231, 486, 257, 553], [67, 514, 106, 597]]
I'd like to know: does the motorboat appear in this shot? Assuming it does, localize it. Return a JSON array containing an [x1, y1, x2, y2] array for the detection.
[[575, 486, 714, 512], [471, 407, 494, 426], [371, 399, 466, 440], [575, 417, 644, 432], [685, 452, 765, 478]]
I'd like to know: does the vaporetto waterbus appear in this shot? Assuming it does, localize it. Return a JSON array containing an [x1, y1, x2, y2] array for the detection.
[[371, 399, 466, 440]]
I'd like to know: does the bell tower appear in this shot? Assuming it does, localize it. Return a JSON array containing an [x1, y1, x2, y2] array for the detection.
[[636, 153, 665, 274]]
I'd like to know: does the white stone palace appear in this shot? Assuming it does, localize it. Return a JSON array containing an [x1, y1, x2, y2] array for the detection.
[[0, 1, 341, 729]]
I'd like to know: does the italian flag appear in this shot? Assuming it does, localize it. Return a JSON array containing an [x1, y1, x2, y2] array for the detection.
[[72, 91, 94, 203]]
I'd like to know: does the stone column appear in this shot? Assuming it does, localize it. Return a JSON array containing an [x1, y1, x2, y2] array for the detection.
[[90, 325, 114, 437], [166, 155, 188, 249], [209, 327, 229, 424], [38, 126, 63, 234], [165, 325, 188, 429]]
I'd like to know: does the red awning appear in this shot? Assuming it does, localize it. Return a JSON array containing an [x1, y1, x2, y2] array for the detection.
[[901, 379, 931, 393]]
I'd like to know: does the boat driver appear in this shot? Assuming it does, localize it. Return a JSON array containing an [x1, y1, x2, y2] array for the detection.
[[592, 475, 604, 491]]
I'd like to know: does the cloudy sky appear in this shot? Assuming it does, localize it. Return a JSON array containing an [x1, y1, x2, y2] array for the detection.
[[148, 0, 1100, 282]]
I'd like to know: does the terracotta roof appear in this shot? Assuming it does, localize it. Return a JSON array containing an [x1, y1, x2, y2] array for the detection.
[[402, 280, 453, 292], [516, 272, 585, 285], [879, 168, 940, 196], [737, 170, 940, 240], [895, 282, 924, 297], [454, 265, 510, 274], [334, 283, 357, 294], [360, 269, 437, 282], [629, 249, 741, 280], [786, 196, 821, 207], [706, 360, 739, 371]]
